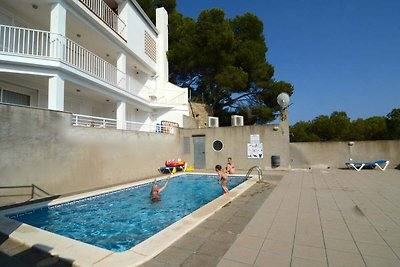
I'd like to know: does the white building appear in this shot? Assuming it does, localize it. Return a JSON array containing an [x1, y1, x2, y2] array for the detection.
[[0, 0, 188, 131]]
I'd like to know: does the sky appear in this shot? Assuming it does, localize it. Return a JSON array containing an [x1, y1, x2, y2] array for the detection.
[[176, 0, 400, 125]]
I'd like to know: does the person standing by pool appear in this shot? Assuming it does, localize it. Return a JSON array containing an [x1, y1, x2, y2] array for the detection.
[[225, 157, 235, 174], [150, 175, 170, 202], [215, 165, 229, 193]]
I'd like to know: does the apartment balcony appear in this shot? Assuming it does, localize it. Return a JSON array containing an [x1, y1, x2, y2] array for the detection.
[[78, 0, 126, 40], [0, 25, 187, 106]]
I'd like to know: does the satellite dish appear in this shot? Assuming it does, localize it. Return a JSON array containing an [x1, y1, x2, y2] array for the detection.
[[277, 93, 290, 109]]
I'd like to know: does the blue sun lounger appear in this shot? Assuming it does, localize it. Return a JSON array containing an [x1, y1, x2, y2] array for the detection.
[[159, 164, 187, 174], [346, 160, 389, 171]]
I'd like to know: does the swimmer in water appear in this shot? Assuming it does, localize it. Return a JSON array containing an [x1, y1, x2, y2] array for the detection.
[[150, 175, 170, 202]]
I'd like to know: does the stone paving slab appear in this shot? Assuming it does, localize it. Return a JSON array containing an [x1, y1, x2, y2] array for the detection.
[[218, 169, 400, 267]]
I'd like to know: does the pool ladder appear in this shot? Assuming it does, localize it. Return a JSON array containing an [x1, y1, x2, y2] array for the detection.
[[245, 166, 263, 182]]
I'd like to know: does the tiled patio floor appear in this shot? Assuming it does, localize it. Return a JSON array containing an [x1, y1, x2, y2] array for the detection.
[[217, 169, 400, 267]]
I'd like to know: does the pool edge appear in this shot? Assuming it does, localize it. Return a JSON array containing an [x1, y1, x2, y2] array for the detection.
[[0, 174, 258, 267]]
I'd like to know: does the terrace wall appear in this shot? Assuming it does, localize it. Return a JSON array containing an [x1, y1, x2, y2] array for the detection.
[[0, 104, 290, 205], [4, 103, 397, 206], [290, 140, 400, 169], [180, 123, 291, 172], [0, 104, 180, 202]]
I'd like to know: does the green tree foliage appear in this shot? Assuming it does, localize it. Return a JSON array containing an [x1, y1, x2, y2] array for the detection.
[[311, 115, 333, 141], [386, 108, 400, 139], [290, 109, 400, 142], [136, 0, 177, 23], [349, 119, 369, 141], [136, 1, 293, 125], [330, 111, 351, 140], [174, 10, 294, 125], [290, 121, 319, 142]]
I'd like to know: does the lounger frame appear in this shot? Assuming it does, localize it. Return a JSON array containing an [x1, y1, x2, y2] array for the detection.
[[346, 160, 389, 171]]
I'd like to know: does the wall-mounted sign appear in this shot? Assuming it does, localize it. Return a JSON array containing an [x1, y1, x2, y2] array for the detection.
[[247, 143, 263, 158]]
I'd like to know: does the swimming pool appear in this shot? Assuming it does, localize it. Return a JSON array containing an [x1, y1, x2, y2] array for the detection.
[[6, 173, 246, 252]]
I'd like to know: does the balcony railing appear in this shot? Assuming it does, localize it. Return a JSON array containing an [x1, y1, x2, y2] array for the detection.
[[125, 77, 188, 105], [0, 25, 188, 105], [0, 25, 118, 85], [156, 89, 188, 105], [71, 114, 177, 134], [79, 0, 126, 39]]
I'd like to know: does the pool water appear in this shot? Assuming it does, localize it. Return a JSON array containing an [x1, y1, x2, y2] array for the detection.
[[7, 174, 245, 252]]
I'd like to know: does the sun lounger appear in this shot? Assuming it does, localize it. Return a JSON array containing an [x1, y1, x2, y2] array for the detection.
[[346, 160, 389, 171], [159, 164, 187, 174]]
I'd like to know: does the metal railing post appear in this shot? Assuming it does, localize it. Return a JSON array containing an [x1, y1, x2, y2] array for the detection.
[[31, 184, 35, 199]]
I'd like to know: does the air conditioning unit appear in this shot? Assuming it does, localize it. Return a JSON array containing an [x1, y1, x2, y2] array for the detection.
[[231, 115, 244, 126], [207, 117, 219, 127]]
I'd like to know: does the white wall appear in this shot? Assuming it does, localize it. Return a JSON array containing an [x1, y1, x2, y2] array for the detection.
[[290, 141, 400, 169], [125, 2, 157, 71]]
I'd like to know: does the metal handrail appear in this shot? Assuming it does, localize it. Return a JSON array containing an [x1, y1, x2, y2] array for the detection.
[[0, 184, 51, 200], [245, 166, 263, 182], [0, 24, 118, 85], [71, 113, 177, 134], [0, 24, 184, 106], [79, 0, 127, 39]]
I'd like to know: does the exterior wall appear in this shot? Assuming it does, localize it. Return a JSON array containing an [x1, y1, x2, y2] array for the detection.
[[290, 141, 400, 169], [4, 102, 398, 207], [0, 104, 289, 203], [180, 124, 291, 171], [0, 104, 181, 197], [125, 1, 157, 71], [182, 115, 198, 129]]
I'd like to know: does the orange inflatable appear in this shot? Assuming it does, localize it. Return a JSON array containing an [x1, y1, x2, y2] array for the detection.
[[165, 159, 185, 167]]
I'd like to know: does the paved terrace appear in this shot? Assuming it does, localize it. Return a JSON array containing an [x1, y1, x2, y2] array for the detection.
[[1, 169, 400, 266]]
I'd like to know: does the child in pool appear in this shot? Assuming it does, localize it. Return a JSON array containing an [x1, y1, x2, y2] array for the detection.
[[215, 164, 229, 193], [225, 157, 235, 174], [150, 175, 170, 202]]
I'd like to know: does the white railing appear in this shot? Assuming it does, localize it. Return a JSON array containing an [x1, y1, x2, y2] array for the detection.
[[71, 114, 176, 134], [0, 25, 50, 57], [79, 0, 126, 39], [0, 25, 188, 106], [154, 90, 188, 105], [124, 78, 187, 105], [162, 90, 188, 105], [0, 25, 118, 85]]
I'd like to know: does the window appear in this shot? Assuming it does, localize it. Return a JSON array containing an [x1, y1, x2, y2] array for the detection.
[[1, 89, 30, 106], [183, 137, 190, 154], [212, 140, 224, 152]]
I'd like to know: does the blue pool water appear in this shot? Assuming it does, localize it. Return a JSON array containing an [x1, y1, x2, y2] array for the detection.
[[7, 174, 245, 252]]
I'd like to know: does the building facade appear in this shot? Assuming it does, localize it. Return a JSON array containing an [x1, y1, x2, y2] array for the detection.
[[0, 0, 188, 130]]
